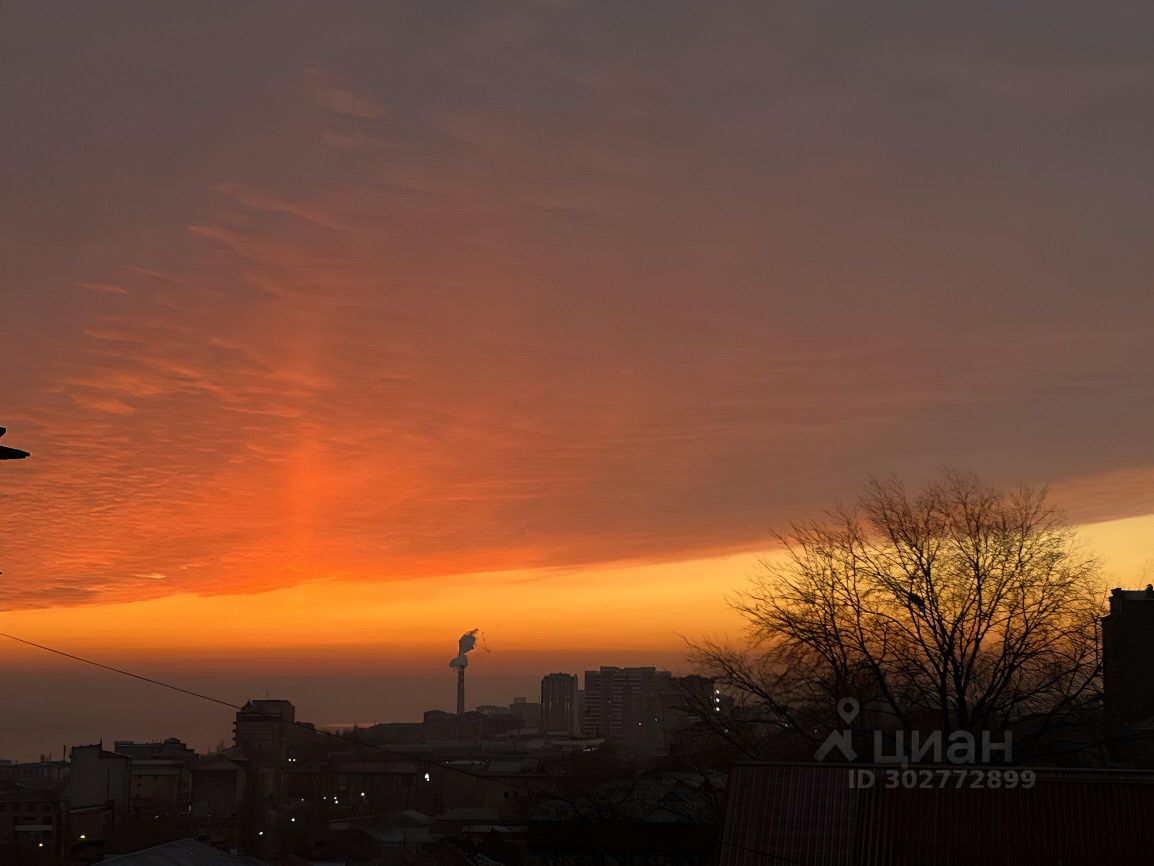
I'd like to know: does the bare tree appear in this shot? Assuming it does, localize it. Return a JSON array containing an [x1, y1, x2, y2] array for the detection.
[[690, 471, 1105, 760]]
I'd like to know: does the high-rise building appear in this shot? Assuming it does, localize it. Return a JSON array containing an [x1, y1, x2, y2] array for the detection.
[[233, 700, 296, 763], [1102, 586, 1154, 765], [541, 673, 579, 736], [1103, 586, 1154, 724], [582, 667, 675, 745], [581, 667, 717, 748]]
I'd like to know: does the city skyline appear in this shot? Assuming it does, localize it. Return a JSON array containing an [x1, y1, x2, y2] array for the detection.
[[4, 0, 1154, 778], [0, 657, 687, 763], [3, 3, 1154, 863]]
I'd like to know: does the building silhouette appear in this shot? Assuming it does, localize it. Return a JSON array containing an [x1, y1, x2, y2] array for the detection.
[[541, 673, 579, 736], [67, 744, 131, 845], [233, 699, 297, 765], [1102, 585, 1154, 765], [509, 696, 542, 732], [114, 739, 196, 822], [582, 666, 676, 746], [1103, 585, 1154, 725], [0, 783, 65, 859]]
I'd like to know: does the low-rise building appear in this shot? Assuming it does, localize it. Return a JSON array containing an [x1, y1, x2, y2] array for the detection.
[[190, 758, 246, 851], [0, 782, 66, 859], [115, 739, 197, 821], [0, 759, 69, 786], [509, 698, 542, 733], [68, 744, 132, 842]]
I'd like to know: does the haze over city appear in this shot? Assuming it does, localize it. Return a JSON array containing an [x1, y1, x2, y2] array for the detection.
[[4, 0, 1154, 771]]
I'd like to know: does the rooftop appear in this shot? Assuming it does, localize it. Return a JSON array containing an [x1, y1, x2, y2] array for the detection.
[[1113, 585, 1154, 600], [102, 838, 263, 866], [1108, 586, 1154, 613]]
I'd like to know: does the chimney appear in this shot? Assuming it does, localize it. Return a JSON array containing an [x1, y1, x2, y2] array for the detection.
[[448, 629, 477, 716]]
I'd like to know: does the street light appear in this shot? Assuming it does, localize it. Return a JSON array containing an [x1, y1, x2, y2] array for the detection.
[[0, 427, 29, 460]]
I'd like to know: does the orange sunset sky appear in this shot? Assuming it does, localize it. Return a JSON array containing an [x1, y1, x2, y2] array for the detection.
[[2, 2, 1154, 758]]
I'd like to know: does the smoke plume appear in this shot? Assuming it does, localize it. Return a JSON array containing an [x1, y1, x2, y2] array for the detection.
[[448, 628, 478, 669]]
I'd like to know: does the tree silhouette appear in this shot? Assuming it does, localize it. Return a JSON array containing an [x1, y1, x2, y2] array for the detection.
[[690, 471, 1104, 760]]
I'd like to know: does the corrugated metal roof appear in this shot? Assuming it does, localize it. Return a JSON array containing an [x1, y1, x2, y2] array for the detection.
[[719, 762, 1154, 866]]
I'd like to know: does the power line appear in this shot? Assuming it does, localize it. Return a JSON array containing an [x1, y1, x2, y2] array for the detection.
[[0, 630, 509, 785], [0, 631, 242, 711]]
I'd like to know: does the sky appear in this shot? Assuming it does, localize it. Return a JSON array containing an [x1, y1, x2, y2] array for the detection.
[[2, 1, 1154, 759]]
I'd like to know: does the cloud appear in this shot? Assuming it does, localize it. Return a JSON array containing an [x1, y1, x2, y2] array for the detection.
[[210, 182, 355, 232], [2, 3, 1153, 612], [303, 67, 388, 119], [77, 282, 129, 295]]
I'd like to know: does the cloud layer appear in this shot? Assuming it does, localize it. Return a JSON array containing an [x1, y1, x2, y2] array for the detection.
[[3, 1, 1154, 610]]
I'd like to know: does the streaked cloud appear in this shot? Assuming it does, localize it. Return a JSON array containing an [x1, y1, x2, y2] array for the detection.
[[2, 1, 1153, 613], [303, 67, 389, 120], [77, 282, 129, 295]]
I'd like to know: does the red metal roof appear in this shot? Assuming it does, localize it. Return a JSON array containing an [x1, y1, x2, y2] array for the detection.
[[719, 762, 1154, 866]]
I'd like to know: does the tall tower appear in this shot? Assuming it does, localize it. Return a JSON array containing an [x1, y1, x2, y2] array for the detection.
[[449, 629, 477, 716]]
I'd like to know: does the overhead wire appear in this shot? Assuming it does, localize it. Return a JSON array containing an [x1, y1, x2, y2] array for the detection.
[[0, 629, 516, 786]]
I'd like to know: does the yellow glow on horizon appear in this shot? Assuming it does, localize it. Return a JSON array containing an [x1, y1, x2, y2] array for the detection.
[[0, 553, 757, 665], [2, 514, 1151, 670], [1077, 513, 1154, 585]]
